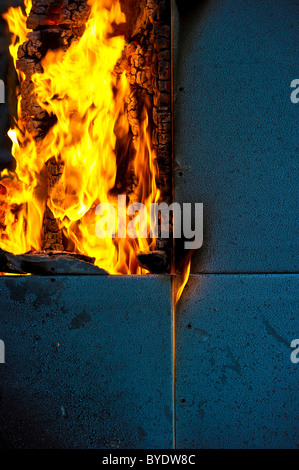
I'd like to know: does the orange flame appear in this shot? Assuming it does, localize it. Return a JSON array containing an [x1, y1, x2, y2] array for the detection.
[[1, 0, 159, 274]]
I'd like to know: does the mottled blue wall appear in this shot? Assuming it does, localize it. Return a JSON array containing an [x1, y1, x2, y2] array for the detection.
[[174, 0, 298, 273], [0, 276, 173, 449], [174, 0, 298, 448]]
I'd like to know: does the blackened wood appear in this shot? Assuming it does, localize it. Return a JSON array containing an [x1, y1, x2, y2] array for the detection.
[[42, 161, 65, 251], [137, 250, 170, 273], [118, 0, 172, 209], [27, 0, 91, 31], [0, 247, 108, 275]]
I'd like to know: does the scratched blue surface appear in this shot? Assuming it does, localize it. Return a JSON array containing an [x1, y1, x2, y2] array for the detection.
[[0, 275, 173, 449], [175, 274, 298, 449]]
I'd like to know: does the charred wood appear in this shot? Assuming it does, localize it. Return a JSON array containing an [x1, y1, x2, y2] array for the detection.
[[27, 0, 91, 31], [137, 249, 170, 274], [0, 247, 108, 275], [41, 160, 65, 251]]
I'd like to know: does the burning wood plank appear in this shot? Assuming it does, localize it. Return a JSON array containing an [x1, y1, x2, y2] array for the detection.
[[0, 248, 108, 275]]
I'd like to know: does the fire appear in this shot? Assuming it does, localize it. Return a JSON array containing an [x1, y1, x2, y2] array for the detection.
[[1, 0, 159, 274], [3, 0, 30, 74]]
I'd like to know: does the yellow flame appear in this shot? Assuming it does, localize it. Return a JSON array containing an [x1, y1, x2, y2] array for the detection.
[[176, 255, 191, 303], [3, 1, 30, 74], [1, 0, 159, 273]]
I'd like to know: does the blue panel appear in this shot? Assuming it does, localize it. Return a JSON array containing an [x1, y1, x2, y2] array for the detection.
[[173, 0, 298, 273], [175, 274, 298, 449], [0, 275, 173, 449]]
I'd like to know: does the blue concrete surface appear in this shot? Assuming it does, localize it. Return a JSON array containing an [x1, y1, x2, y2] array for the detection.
[[175, 274, 298, 449], [0, 275, 173, 449], [174, 0, 298, 449], [173, 0, 298, 273]]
